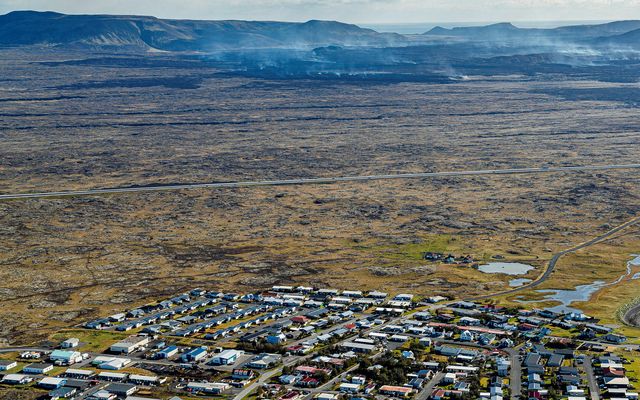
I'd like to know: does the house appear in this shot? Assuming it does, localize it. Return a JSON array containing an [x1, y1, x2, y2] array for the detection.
[[368, 291, 388, 299], [446, 365, 479, 374], [524, 353, 541, 368], [427, 296, 448, 303], [48, 387, 77, 399], [88, 390, 117, 400], [128, 374, 161, 385], [352, 376, 367, 385], [279, 375, 300, 385], [267, 333, 287, 344], [460, 330, 474, 342], [479, 333, 497, 345], [110, 336, 150, 354], [279, 391, 302, 400], [497, 358, 510, 377], [297, 376, 321, 388], [182, 347, 207, 362], [566, 385, 585, 396], [23, 363, 54, 374], [603, 376, 630, 388], [232, 368, 255, 380], [442, 372, 457, 384], [340, 341, 375, 353], [93, 356, 132, 370], [38, 377, 67, 390], [1, 374, 33, 385], [210, 349, 242, 365], [315, 394, 338, 400], [548, 354, 564, 367], [0, 360, 17, 371], [109, 313, 127, 322], [98, 372, 128, 382], [157, 345, 179, 359], [379, 385, 413, 398], [401, 350, 415, 359], [245, 353, 282, 369], [61, 338, 80, 348], [50, 350, 83, 365], [603, 333, 627, 344], [390, 334, 409, 342], [454, 381, 471, 393], [186, 382, 231, 395], [291, 316, 310, 325], [409, 377, 425, 389], [459, 317, 481, 326], [64, 368, 96, 379], [339, 383, 360, 393], [105, 383, 138, 397]]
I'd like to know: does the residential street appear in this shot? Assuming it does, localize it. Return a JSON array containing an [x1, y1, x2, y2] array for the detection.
[[506, 347, 522, 399], [583, 355, 600, 400], [416, 371, 444, 400]]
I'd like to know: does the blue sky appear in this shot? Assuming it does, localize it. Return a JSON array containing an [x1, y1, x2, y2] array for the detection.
[[0, 0, 638, 24]]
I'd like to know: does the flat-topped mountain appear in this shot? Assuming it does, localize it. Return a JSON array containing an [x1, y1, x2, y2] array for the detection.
[[0, 10, 407, 51]]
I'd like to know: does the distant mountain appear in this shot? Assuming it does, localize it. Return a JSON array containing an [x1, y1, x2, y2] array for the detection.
[[593, 27, 640, 48], [426, 22, 521, 37], [425, 20, 640, 42], [0, 11, 407, 51]]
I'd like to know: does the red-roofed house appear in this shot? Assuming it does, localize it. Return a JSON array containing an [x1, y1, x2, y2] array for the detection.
[[379, 385, 412, 398], [291, 316, 310, 325]]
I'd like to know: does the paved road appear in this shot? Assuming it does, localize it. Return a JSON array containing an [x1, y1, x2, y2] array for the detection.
[[416, 371, 444, 400], [506, 348, 522, 399], [2, 163, 640, 200], [583, 355, 600, 400], [233, 359, 295, 400], [303, 363, 361, 399], [469, 213, 640, 301], [0, 347, 49, 353]]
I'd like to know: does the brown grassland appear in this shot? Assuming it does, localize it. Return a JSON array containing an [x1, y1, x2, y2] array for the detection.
[[1, 48, 640, 345]]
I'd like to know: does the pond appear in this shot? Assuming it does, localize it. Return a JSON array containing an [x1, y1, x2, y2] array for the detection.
[[515, 254, 640, 314], [478, 262, 534, 276], [532, 281, 606, 314], [509, 278, 533, 287]]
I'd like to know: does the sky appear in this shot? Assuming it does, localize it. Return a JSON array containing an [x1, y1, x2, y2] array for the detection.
[[0, 0, 639, 25]]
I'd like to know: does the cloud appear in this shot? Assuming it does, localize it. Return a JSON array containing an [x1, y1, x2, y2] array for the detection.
[[1, 0, 640, 23]]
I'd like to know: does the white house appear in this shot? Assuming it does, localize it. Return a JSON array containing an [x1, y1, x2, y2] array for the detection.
[[1, 374, 33, 385], [442, 373, 458, 384], [339, 383, 360, 393], [110, 336, 150, 354], [61, 338, 80, 348], [0, 360, 17, 371], [209, 350, 242, 365]]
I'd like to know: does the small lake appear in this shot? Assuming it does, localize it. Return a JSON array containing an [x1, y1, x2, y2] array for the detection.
[[515, 254, 640, 314], [478, 262, 534, 276], [533, 281, 606, 314], [509, 278, 533, 287]]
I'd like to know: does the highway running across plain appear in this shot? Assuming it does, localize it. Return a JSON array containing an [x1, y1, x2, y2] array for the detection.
[[1, 163, 640, 201]]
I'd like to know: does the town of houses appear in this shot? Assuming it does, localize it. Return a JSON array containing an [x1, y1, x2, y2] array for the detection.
[[1, 286, 638, 400]]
